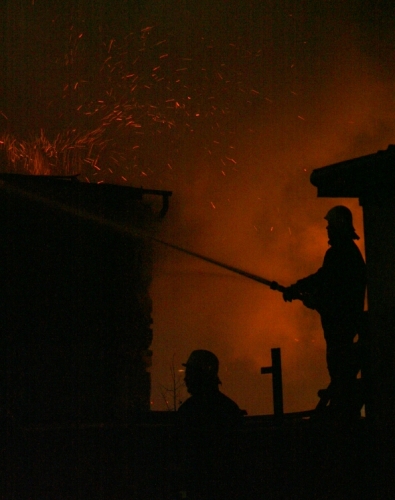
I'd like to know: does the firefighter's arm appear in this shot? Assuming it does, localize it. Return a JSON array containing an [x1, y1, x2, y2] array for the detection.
[[279, 268, 323, 305]]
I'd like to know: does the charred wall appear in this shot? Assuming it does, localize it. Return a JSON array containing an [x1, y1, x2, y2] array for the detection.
[[0, 176, 164, 427]]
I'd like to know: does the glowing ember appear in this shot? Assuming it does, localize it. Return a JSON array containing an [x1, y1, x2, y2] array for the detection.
[[1, 23, 265, 185]]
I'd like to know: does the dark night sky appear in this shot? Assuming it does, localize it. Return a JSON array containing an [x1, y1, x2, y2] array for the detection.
[[1, 0, 395, 414]]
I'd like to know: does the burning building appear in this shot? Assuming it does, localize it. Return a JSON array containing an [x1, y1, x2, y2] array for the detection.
[[0, 173, 171, 426]]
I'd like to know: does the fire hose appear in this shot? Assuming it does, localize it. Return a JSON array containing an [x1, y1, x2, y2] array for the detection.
[[150, 237, 315, 306], [149, 236, 288, 295]]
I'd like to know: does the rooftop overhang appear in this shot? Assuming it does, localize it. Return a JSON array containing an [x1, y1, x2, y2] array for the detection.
[[0, 173, 172, 218], [310, 145, 395, 199]]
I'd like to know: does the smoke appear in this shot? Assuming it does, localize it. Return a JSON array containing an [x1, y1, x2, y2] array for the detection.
[[149, 4, 395, 414], [1, 1, 394, 414]]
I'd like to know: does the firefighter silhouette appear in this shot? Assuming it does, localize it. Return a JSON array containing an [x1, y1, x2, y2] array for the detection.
[[282, 206, 367, 421], [176, 350, 243, 499]]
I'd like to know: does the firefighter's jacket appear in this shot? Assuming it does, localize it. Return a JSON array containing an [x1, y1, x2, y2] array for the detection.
[[292, 237, 366, 337]]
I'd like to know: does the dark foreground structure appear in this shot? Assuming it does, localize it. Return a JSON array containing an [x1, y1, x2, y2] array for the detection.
[[2, 145, 395, 498], [0, 174, 171, 427]]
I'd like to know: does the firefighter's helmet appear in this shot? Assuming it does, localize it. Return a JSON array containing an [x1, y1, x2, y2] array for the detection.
[[182, 350, 219, 375], [324, 205, 359, 239]]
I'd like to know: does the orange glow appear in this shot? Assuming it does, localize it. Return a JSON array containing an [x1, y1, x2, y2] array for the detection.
[[0, 2, 392, 417]]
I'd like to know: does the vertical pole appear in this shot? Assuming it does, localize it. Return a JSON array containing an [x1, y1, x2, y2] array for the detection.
[[271, 348, 284, 417], [261, 347, 284, 418]]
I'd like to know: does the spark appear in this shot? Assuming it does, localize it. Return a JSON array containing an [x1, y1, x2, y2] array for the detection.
[[0, 23, 266, 183], [108, 39, 115, 52], [225, 157, 237, 164]]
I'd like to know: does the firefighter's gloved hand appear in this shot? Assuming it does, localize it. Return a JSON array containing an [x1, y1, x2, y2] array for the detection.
[[270, 281, 279, 291], [283, 286, 297, 302]]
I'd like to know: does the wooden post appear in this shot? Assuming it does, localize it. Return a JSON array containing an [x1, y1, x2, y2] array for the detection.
[[261, 347, 284, 417]]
